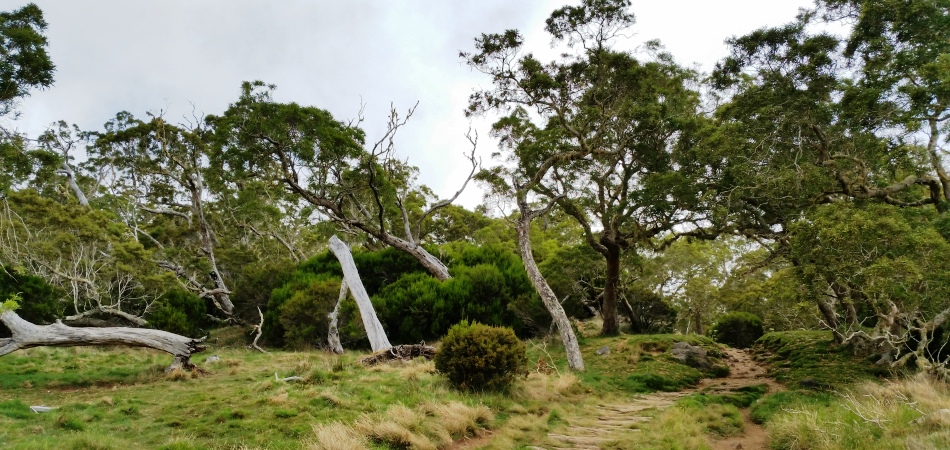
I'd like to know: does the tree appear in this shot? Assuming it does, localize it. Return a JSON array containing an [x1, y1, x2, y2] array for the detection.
[[464, 0, 712, 335], [88, 113, 235, 317], [0, 2, 53, 117], [710, 0, 950, 374], [206, 82, 477, 281], [0, 2, 54, 192]]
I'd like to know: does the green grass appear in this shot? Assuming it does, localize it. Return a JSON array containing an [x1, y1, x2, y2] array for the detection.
[[0, 329, 736, 449], [754, 331, 893, 390], [534, 333, 728, 394]]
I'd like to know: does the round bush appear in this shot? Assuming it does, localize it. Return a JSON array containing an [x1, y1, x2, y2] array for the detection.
[[710, 312, 764, 349], [434, 321, 527, 391]]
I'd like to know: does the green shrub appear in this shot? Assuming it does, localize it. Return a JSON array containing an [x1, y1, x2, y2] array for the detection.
[[0, 265, 62, 330], [710, 312, 764, 348], [435, 321, 526, 391], [147, 289, 209, 337], [276, 276, 341, 349]]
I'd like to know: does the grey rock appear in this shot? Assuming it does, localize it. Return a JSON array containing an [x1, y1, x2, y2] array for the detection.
[[204, 355, 221, 363], [670, 341, 709, 369], [595, 345, 611, 356]]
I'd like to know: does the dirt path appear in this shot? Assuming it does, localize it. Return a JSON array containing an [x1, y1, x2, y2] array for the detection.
[[706, 347, 783, 450], [504, 347, 781, 450]]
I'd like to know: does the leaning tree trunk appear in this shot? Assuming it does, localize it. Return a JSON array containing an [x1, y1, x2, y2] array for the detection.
[[328, 235, 392, 352], [0, 310, 206, 371], [516, 211, 585, 371]]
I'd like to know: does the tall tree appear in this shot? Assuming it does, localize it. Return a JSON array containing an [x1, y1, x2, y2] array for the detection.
[[464, 0, 712, 335], [206, 82, 477, 281], [0, 2, 54, 192], [88, 113, 235, 317]]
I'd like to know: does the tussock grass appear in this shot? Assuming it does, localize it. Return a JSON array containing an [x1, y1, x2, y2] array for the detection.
[[767, 374, 950, 450]]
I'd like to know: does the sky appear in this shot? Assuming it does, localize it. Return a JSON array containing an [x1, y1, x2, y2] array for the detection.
[[14, 0, 815, 209]]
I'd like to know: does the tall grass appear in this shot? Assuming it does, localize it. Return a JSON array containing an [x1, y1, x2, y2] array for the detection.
[[767, 374, 950, 450]]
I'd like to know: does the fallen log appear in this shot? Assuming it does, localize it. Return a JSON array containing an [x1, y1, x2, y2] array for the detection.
[[0, 310, 206, 371], [358, 344, 436, 365]]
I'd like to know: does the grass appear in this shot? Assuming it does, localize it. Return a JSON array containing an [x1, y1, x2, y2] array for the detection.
[[754, 331, 893, 389], [749, 330, 950, 449], [0, 328, 728, 449], [536, 333, 728, 394], [766, 374, 950, 450]]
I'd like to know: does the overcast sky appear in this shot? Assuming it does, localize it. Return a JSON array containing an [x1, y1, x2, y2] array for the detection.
[[15, 0, 814, 209]]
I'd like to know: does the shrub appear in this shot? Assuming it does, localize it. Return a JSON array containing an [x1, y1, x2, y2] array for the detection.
[[710, 312, 764, 348], [276, 276, 341, 349], [146, 289, 209, 337], [435, 321, 526, 391], [0, 265, 62, 328]]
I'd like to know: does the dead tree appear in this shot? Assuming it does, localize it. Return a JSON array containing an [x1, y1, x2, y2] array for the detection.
[[0, 310, 206, 371], [328, 235, 392, 352]]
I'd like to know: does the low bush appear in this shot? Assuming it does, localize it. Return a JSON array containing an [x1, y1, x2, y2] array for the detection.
[[710, 312, 764, 348], [147, 289, 209, 337], [435, 321, 526, 391]]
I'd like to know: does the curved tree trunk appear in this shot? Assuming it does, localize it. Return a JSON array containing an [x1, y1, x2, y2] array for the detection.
[[328, 235, 392, 352], [0, 310, 206, 371], [516, 211, 585, 371]]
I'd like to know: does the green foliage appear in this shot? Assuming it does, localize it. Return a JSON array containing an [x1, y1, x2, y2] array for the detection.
[[0, 265, 60, 325], [622, 284, 677, 334], [434, 321, 527, 391], [277, 276, 341, 349], [755, 331, 892, 389], [710, 312, 764, 349], [146, 289, 208, 337], [265, 243, 540, 348], [0, 3, 54, 116]]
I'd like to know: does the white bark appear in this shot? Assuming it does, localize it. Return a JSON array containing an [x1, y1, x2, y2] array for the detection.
[[327, 281, 347, 354], [328, 235, 392, 352], [57, 161, 89, 207], [0, 310, 206, 371], [516, 197, 585, 371]]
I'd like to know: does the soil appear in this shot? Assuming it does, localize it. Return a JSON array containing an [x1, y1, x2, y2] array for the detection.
[[449, 346, 782, 450]]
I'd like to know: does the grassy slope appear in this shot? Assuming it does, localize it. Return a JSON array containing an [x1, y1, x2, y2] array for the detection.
[[749, 330, 950, 450], [0, 330, 727, 449]]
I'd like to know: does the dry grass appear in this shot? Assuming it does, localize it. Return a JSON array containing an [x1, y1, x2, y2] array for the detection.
[[309, 422, 368, 450], [768, 373, 950, 450]]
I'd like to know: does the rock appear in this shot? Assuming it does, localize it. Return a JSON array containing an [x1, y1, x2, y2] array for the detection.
[[204, 355, 220, 363], [595, 345, 610, 356], [670, 341, 709, 369]]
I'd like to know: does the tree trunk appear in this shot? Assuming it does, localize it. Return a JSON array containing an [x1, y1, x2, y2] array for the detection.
[[328, 235, 392, 352], [327, 281, 347, 354], [0, 310, 206, 371], [601, 243, 621, 336], [379, 233, 452, 281], [817, 296, 842, 343], [516, 211, 585, 371]]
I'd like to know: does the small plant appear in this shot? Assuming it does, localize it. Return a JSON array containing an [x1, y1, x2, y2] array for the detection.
[[710, 312, 764, 349], [434, 321, 526, 391]]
